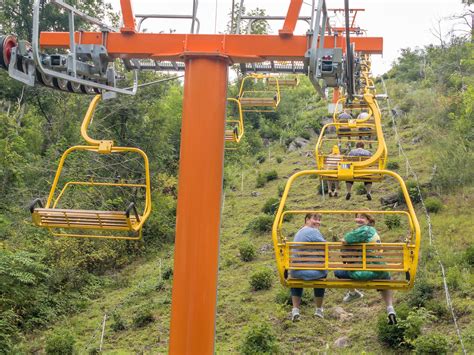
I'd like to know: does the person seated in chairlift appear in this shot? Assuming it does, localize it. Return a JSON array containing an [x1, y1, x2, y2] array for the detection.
[[335, 213, 397, 325], [345, 142, 373, 201], [327, 145, 341, 197], [290, 213, 328, 322], [338, 109, 353, 121]]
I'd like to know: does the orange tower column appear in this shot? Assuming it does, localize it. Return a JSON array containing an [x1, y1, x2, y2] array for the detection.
[[169, 56, 229, 354]]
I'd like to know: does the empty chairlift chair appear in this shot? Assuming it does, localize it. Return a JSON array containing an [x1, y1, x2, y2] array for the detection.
[[224, 98, 244, 144], [29, 95, 152, 240], [237, 74, 281, 113]]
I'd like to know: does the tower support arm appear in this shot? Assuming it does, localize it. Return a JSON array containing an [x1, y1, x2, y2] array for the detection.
[[279, 0, 304, 37], [39, 33, 383, 61]]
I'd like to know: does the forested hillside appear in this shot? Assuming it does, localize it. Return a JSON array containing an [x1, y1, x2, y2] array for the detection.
[[0, 3, 473, 353]]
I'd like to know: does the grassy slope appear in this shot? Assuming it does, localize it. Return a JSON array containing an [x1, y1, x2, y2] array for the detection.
[[21, 117, 473, 353]]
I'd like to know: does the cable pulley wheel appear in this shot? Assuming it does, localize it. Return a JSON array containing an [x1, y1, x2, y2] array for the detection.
[[0, 34, 18, 69]]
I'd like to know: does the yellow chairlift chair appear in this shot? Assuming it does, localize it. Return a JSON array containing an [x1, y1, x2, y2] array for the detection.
[[317, 93, 388, 183], [29, 95, 152, 240], [271, 169, 421, 290], [224, 98, 244, 144], [267, 76, 299, 89], [237, 74, 281, 113]]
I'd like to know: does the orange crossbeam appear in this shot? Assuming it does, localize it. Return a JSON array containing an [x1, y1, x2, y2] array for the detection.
[[40, 33, 383, 61]]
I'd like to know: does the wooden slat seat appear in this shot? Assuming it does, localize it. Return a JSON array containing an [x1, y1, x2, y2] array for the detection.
[[267, 78, 298, 87], [32, 208, 139, 231], [225, 129, 237, 141], [239, 97, 277, 107]]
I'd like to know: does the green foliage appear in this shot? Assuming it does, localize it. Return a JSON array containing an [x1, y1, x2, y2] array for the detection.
[[276, 156, 283, 163], [45, 329, 76, 355], [256, 173, 267, 188], [240, 323, 278, 354], [132, 305, 155, 328], [256, 154, 266, 164], [110, 313, 127, 332], [261, 197, 280, 215], [245, 215, 273, 234], [355, 183, 367, 195], [265, 170, 278, 182], [384, 215, 401, 230], [465, 245, 474, 266], [424, 197, 443, 213], [387, 161, 400, 170], [408, 278, 435, 308], [239, 243, 257, 262], [413, 333, 449, 354], [162, 266, 174, 280], [377, 306, 434, 349], [249, 268, 273, 291], [399, 181, 424, 204]]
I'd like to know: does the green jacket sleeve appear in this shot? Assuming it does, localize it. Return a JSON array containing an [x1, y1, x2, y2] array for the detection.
[[344, 226, 376, 244]]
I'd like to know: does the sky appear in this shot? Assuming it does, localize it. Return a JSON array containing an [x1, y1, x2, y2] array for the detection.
[[107, 0, 472, 75]]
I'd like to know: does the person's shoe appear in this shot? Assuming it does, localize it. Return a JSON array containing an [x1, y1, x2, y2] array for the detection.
[[328, 191, 334, 197], [314, 308, 324, 319], [387, 306, 397, 325], [334, 191, 338, 197], [366, 193, 372, 201], [345, 193, 351, 200], [343, 290, 364, 303], [291, 307, 300, 322], [388, 312, 397, 325]]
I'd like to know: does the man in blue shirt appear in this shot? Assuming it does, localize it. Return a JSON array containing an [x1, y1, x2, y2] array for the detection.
[[290, 213, 328, 321]]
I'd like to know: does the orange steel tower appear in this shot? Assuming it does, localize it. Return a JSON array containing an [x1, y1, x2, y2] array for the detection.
[[2, 0, 383, 352]]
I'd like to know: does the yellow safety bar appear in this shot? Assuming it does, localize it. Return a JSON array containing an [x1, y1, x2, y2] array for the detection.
[[271, 169, 421, 290], [237, 74, 281, 113], [30, 95, 152, 240], [225, 98, 244, 144]]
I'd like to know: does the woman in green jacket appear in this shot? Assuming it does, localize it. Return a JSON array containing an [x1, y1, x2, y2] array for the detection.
[[335, 213, 397, 325]]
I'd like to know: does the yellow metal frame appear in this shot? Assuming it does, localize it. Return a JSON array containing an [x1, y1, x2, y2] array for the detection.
[[225, 98, 244, 144], [271, 169, 421, 290], [237, 73, 281, 113], [31, 95, 152, 240]]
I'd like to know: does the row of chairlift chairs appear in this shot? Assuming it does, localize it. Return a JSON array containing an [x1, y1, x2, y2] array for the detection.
[[25, 51, 420, 291]]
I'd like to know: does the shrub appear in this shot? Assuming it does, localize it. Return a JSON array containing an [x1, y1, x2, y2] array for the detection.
[[413, 333, 449, 354], [256, 173, 266, 188], [132, 306, 155, 328], [385, 215, 401, 230], [276, 156, 283, 163], [265, 170, 278, 182], [465, 245, 474, 266], [110, 313, 127, 332], [250, 268, 273, 291], [355, 183, 367, 195], [408, 278, 435, 308], [261, 197, 280, 215], [399, 181, 424, 204], [377, 305, 433, 349], [240, 323, 278, 354], [45, 329, 76, 355], [245, 215, 273, 234], [278, 184, 285, 197], [239, 243, 257, 262], [424, 197, 443, 213], [256, 154, 266, 164], [387, 161, 400, 170], [317, 182, 328, 195], [162, 266, 173, 280]]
